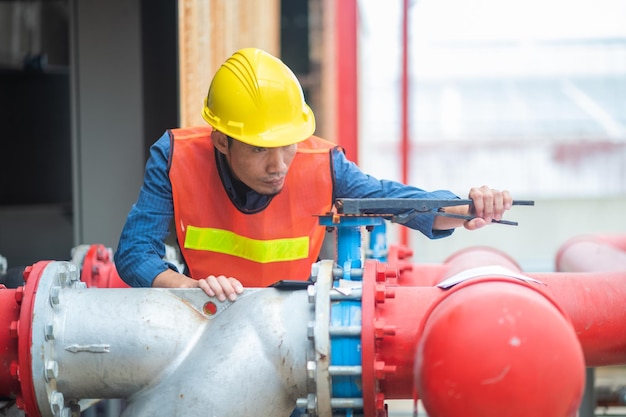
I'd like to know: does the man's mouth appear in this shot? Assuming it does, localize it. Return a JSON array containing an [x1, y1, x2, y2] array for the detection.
[[264, 176, 285, 186]]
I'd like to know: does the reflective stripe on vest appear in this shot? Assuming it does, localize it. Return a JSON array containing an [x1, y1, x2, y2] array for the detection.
[[184, 226, 309, 263]]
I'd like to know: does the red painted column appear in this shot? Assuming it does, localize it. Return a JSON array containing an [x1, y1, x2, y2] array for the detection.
[[400, 0, 410, 246], [335, 0, 359, 164]]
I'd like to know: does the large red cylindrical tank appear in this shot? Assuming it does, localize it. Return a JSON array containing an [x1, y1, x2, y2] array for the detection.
[[414, 277, 585, 417]]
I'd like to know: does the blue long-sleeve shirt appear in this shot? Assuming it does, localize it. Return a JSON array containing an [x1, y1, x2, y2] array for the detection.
[[114, 131, 459, 288]]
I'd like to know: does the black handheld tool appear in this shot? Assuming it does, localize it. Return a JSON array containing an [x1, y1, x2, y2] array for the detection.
[[335, 198, 535, 226]]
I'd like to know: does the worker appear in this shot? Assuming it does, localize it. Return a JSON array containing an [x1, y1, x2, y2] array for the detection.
[[114, 47, 513, 302]]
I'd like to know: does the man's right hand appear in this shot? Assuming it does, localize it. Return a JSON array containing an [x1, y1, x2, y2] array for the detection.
[[152, 269, 244, 301], [198, 275, 244, 301]]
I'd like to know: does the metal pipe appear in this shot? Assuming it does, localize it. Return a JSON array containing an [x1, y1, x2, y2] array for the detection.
[[3, 241, 626, 417], [5, 261, 311, 417], [119, 286, 310, 417]]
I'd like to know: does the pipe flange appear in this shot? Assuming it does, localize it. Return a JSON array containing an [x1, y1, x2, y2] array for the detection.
[[312, 260, 334, 417], [300, 260, 367, 417], [300, 260, 334, 416], [27, 261, 84, 417]]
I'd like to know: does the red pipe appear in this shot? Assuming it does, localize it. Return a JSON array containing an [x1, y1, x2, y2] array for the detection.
[[361, 260, 442, 416], [438, 245, 626, 366], [529, 271, 626, 366], [440, 245, 523, 282], [556, 234, 626, 273], [4, 242, 625, 416], [0, 265, 50, 416], [386, 243, 447, 286], [360, 253, 592, 417], [552, 234, 626, 365], [80, 244, 129, 288], [387, 244, 522, 287], [363, 245, 626, 416], [0, 286, 22, 403], [363, 245, 553, 411], [576, 234, 626, 252]]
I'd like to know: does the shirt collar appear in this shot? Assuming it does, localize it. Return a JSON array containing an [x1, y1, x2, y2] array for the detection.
[[214, 148, 272, 213]]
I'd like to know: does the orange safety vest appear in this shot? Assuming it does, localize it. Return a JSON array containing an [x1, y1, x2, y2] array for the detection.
[[168, 126, 336, 287]]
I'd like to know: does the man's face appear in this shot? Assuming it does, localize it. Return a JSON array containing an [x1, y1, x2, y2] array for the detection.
[[215, 133, 297, 195]]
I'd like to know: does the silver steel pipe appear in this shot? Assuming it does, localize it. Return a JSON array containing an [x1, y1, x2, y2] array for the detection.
[[31, 261, 312, 417]]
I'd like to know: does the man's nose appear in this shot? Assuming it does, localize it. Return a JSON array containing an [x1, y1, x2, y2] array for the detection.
[[267, 148, 288, 172]]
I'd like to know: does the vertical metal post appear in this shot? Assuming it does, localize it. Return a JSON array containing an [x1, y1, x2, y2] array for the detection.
[[579, 368, 597, 417]]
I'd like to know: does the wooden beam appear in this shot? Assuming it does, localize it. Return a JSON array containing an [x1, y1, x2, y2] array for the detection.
[[177, 0, 280, 127]]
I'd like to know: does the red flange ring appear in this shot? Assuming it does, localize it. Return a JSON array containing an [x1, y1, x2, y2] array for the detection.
[[0, 286, 22, 399], [18, 261, 53, 417], [361, 259, 381, 417]]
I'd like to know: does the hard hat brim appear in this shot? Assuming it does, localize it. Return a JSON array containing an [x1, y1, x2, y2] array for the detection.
[[203, 102, 316, 148]]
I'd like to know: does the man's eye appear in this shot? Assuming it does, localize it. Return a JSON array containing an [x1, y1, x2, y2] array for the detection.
[[253, 147, 266, 153]]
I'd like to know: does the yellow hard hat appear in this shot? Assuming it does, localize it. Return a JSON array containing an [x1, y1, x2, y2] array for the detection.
[[202, 48, 316, 148]]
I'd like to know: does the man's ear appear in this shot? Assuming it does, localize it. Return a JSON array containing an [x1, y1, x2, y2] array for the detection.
[[211, 130, 229, 154]]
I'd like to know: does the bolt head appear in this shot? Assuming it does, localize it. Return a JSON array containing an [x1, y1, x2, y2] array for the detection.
[[15, 287, 24, 304], [45, 323, 55, 341], [49, 286, 61, 306], [45, 361, 59, 382]]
